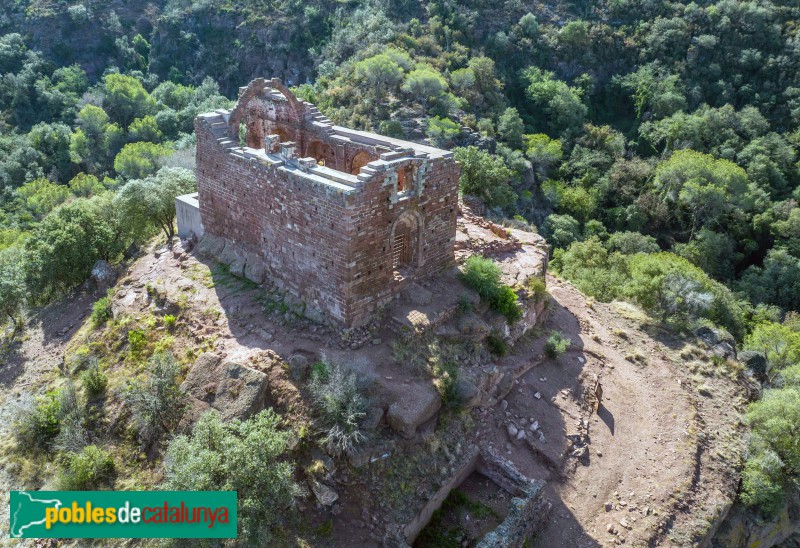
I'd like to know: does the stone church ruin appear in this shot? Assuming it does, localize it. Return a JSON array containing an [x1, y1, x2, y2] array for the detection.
[[179, 77, 460, 326]]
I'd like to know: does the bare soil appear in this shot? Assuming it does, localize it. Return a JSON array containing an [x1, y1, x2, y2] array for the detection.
[[0, 244, 747, 547]]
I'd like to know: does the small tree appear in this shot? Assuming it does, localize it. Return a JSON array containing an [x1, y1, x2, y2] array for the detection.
[[0, 247, 26, 332], [453, 146, 516, 209], [122, 351, 186, 449], [114, 167, 195, 239], [497, 107, 525, 149], [164, 410, 301, 543], [114, 141, 173, 180]]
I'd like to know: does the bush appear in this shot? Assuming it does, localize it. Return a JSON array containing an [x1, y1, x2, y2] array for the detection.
[[122, 351, 186, 448], [526, 276, 548, 302], [58, 445, 115, 490], [13, 382, 84, 451], [308, 362, 368, 456], [457, 293, 473, 315], [164, 410, 301, 543], [545, 331, 570, 358], [435, 362, 460, 408], [163, 314, 177, 329], [487, 334, 507, 356], [90, 296, 112, 327], [80, 360, 108, 397], [460, 255, 523, 323], [495, 285, 523, 323], [127, 328, 147, 354]]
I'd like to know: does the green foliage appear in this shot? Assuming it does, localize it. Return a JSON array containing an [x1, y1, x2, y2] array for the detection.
[[525, 276, 547, 302], [164, 410, 301, 542], [113, 167, 196, 239], [122, 351, 186, 448], [127, 329, 146, 354], [58, 445, 115, 490], [744, 322, 800, 384], [103, 74, 154, 127], [23, 194, 132, 301], [426, 116, 460, 148], [487, 333, 507, 356], [114, 142, 173, 180], [457, 293, 473, 314], [91, 296, 113, 327], [545, 331, 570, 358], [80, 360, 108, 397], [0, 246, 26, 328], [453, 146, 515, 210], [741, 386, 800, 516], [460, 255, 522, 323], [308, 362, 368, 456], [497, 107, 524, 149], [163, 314, 177, 328], [17, 178, 71, 220], [542, 214, 581, 250], [523, 67, 587, 137], [402, 65, 448, 108]]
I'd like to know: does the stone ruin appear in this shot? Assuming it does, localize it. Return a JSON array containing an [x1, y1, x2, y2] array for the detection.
[[178, 77, 460, 327]]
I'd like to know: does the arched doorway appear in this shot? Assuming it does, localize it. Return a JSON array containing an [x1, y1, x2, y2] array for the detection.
[[390, 211, 423, 273], [350, 151, 376, 174], [306, 140, 335, 166]]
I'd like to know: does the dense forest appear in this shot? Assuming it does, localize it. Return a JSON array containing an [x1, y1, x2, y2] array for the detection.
[[1, 0, 799, 528]]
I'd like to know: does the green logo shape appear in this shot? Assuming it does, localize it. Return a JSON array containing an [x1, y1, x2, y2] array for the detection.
[[9, 491, 237, 539]]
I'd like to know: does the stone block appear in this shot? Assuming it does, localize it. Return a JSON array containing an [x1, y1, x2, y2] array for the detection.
[[386, 388, 441, 439]]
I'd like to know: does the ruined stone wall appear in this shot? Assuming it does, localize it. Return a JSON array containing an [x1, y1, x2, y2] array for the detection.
[[344, 156, 459, 321], [195, 78, 460, 326], [196, 120, 356, 322]]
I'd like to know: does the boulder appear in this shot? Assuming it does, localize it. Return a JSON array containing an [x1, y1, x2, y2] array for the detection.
[[243, 252, 267, 285], [181, 353, 269, 421], [386, 388, 442, 439], [91, 260, 116, 291], [739, 350, 767, 381], [362, 406, 384, 430], [287, 352, 312, 381], [309, 479, 339, 507]]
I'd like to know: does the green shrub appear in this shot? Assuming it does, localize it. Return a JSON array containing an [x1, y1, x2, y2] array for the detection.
[[526, 276, 548, 302], [163, 314, 177, 329], [80, 360, 108, 396], [435, 362, 461, 408], [494, 285, 523, 323], [58, 445, 115, 490], [487, 333, 507, 356], [127, 328, 147, 354], [309, 362, 368, 456], [457, 293, 473, 315], [461, 255, 503, 299], [13, 383, 84, 450], [90, 296, 112, 327], [164, 410, 301, 543], [461, 255, 522, 323], [545, 331, 570, 358], [122, 351, 186, 448]]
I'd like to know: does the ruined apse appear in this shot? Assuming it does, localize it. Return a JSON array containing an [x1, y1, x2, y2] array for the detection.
[[187, 78, 460, 326]]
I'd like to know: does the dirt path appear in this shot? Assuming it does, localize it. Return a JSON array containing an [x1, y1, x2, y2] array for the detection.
[[473, 275, 746, 547]]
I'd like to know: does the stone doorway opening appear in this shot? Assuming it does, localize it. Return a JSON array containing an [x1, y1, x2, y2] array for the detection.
[[391, 212, 422, 277]]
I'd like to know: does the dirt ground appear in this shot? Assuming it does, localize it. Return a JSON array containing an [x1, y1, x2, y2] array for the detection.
[[471, 275, 747, 547], [0, 242, 747, 546]]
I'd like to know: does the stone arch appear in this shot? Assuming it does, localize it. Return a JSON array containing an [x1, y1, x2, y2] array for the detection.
[[350, 150, 377, 175], [389, 210, 425, 271], [228, 78, 307, 142]]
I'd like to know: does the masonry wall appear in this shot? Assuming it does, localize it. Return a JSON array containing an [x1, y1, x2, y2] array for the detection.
[[196, 120, 357, 322], [344, 157, 459, 322], [195, 78, 459, 326]]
